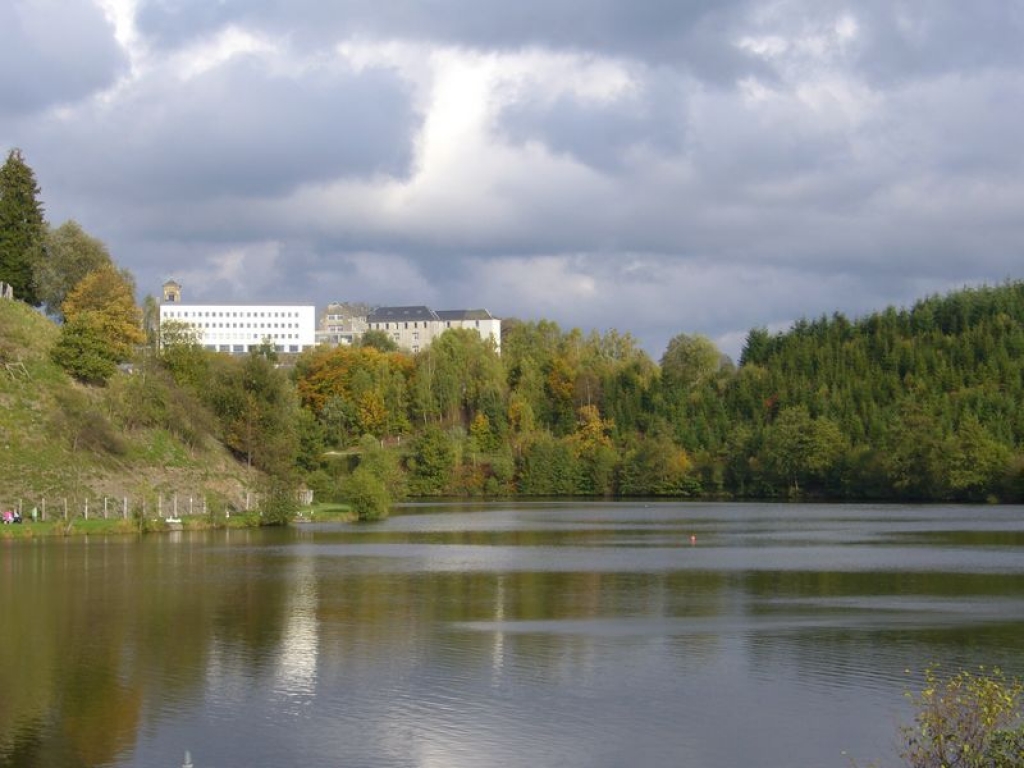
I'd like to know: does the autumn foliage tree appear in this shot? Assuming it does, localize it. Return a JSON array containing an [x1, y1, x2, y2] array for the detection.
[[52, 263, 145, 383], [293, 344, 414, 445]]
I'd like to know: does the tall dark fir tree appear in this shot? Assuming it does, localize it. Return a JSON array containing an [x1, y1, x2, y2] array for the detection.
[[0, 148, 46, 305]]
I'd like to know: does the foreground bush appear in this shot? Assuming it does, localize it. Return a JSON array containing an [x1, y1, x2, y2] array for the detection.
[[901, 666, 1023, 768]]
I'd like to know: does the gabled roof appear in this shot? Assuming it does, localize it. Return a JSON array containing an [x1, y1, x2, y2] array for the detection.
[[436, 309, 496, 321], [367, 305, 439, 323]]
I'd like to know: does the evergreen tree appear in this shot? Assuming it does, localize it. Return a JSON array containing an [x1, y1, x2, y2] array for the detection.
[[0, 149, 46, 305]]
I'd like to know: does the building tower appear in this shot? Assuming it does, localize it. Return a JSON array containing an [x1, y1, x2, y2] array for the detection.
[[162, 279, 182, 303]]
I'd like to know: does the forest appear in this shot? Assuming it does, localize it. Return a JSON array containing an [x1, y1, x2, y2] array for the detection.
[[286, 282, 1024, 514], [4, 147, 1024, 519]]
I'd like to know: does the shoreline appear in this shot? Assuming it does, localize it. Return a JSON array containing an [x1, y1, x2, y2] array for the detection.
[[0, 506, 356, 539]]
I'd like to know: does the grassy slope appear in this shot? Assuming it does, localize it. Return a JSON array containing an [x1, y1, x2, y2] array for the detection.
[[0, 299, 251, 505]]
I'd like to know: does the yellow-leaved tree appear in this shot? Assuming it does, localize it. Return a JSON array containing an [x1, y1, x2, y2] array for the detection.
[[52, 263, 144, 383]]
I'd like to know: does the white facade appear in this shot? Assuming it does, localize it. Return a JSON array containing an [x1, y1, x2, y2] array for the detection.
[[366, 306, 501, 354], [437, 310, 502, 353], [159, 303, 316, 354], [157, 283, 496, 356]]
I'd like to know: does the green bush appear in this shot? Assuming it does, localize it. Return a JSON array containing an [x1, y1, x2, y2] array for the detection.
[[900, 666, 1023, 768], [342, 467, 391, 521], [986, 725, 1024, 768]]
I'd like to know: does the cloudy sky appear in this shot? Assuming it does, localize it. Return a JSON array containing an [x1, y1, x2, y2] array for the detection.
[[3, 0, 1022, 360]]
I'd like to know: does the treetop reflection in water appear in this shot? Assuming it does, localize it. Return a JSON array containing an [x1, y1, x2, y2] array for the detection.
[[1, 502, 1022, 768]]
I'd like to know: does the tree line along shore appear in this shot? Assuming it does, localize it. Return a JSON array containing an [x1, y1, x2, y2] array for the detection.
[[4, 148, 1024, 522]]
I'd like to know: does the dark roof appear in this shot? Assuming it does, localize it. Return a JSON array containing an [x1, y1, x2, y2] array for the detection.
[[367, 306, 439, 323], [436, 309, 495, 321]]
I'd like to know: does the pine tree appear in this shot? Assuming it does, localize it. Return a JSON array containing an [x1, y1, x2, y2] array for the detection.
[[0, 149, 46, 305]]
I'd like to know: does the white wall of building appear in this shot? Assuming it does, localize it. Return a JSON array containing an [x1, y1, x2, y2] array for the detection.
[[366, 307, 502, 354], [440, 316, 501, 352], [159, 304, 316, 353]]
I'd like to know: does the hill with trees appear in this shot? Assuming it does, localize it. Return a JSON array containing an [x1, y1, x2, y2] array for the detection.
[[292, 283, 1024, 510], [4, 146, 1024, 519], [0, 297, 252, 509]]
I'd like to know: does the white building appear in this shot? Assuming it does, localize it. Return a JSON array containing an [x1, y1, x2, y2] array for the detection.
[[159, 280, 316, 354], [366, 306, 501, 354]]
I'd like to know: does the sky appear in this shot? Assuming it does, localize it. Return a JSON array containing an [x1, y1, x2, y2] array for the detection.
[[3, 0, 1022, 361]]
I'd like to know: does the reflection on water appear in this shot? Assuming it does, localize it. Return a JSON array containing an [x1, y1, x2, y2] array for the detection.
[[1, 503, 1023, 767], [273, 553, 319, 703]]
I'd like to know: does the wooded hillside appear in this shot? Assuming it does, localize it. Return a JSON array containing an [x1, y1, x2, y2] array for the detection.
[[7, 148, 1022, 515], [0, 298, 251, 508], [293, 281, 1024, 506]]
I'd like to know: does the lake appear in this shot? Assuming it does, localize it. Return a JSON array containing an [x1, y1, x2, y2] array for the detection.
[[2, 502, 1023, 767]]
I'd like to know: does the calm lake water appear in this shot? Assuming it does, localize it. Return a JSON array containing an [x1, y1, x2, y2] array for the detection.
[[2, 502, 1023, 768]]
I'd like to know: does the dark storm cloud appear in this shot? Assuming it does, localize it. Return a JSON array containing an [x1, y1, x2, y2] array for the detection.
[[39, 54, 417, 204], [134, 0, 763, 80], [497, 70, 689, 172], [0, 0, 127, 116], [849, 1, 1024, 84]]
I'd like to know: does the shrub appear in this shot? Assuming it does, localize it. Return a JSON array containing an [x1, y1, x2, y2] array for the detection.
[[342, 467, 391, 521], [987, 725, 1024, 768], [900, 666, 1023, 768]]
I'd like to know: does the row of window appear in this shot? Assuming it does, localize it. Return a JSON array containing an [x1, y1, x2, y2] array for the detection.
[[202, 332, 302, 340], [165, 310, 304, 319], [372, 320, 483, 330], [204, 344, 303, 353], [181, 321, 300, 330]]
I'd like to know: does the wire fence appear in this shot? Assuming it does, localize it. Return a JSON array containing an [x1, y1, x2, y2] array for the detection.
[[2, 489, 315, 524], [1, 492, 259, 523]]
